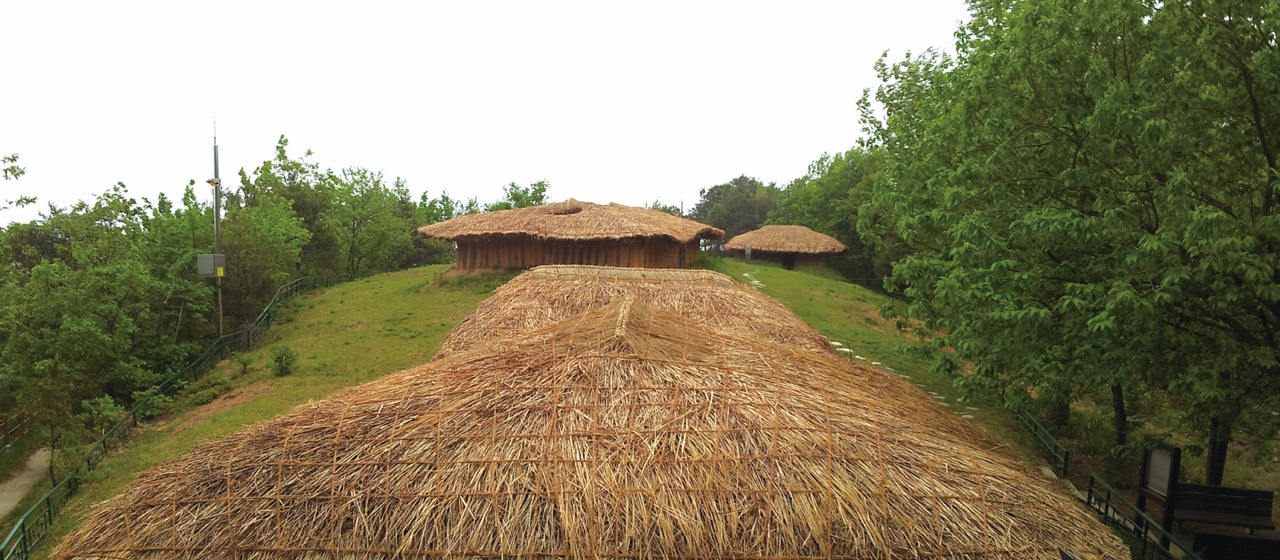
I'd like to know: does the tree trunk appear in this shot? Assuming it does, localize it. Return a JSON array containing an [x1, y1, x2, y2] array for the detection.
[[1049, 400, 1071, 428], [1204, 416, 1231, 486], [1049, 390, 1071, 428], [47, 426, 58, 483], [1111, 383, 1128, 446]]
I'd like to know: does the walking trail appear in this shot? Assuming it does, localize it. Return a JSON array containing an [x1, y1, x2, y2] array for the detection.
[[0, 448, 49, 518]]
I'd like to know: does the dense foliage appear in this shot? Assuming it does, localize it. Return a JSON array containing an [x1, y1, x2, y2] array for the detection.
[[858, 0, 1279, 483], [483, 181, 549, 212], [689, 162, 899, 287], [0, 187, 216, 467], [0, 137, 551, 474], [768, 149, 904, 283], [686, 175, 780, 241]]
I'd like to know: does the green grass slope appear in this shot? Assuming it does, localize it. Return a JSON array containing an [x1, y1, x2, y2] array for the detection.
[[711, 258, 1037, 456], [24, 260, 1041, 558], [24, 264, 507, 558]]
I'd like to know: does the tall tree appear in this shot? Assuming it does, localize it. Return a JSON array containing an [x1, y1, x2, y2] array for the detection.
[[689, 175, 780, 240], [417, 189, 479, 225], [238, 136, 340, 275], [645, 200, 683, 216], [770, 149, 890, 281], [331, 167, 413, 274], [1, 153, 34, 213], [861, 0, 1280, 483], [220, 194, 311, 324], [409, 190, 479, 267], [0, 185, 212, 478], [484, 181, 550, 212], [1, 153, 22, 182]]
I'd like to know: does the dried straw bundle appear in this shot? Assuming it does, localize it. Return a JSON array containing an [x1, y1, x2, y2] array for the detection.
[[724, 225, 847, 254], [417, 200, 724, 243], [57, 299, 1125, 559], [437, 265, 836, 357]]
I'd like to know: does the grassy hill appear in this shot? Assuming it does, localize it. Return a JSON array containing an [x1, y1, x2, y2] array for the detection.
[[708, 258, 1034, 451], [20, 260, 1040, 558]]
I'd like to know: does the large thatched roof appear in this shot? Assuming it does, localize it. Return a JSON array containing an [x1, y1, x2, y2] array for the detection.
[[58, 298, 1125, 559], [437, 265, 835, 357], [725, 225, 847, 254], [417, 200, 724, 243]]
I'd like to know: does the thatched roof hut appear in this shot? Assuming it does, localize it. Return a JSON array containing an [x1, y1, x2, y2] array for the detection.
[[58, 299, 1126, 559], [725, 225, 847, 269], [437, 265, 834, 357], [417, 200, 724, 271]]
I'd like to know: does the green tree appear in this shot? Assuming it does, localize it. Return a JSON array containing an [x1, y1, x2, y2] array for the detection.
[[0, 185, 212, 478], [690, 176, 780, 241], [220, 194, 311, 324], [1, 153, 34, 213], [1, 153, 22, 182], [409, 190, 478, 267], [238, 136, 340, 275], [390, 177, 418, 223], [861, 0, 1280, 483], [417, 189, 479, 225], [484, 181, 549, 212], [645, 200, 683, 216], [332, 167, 413, 274], [770, 149, 892, 281]]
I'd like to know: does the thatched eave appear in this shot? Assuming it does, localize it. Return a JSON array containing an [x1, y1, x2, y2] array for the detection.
[[725, 225, 847, 254], [438, 265, 836, 357], [418, 200, 724, 243]]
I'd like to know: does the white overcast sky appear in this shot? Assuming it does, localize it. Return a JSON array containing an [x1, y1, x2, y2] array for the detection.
[[1, 1, 969, 225]]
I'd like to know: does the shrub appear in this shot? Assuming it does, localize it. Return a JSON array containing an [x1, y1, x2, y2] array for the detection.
[[182, 374, 234, 406], [231, 352, 253, 375], [130, 388, 173, 419], [271, 345, 298, 377], [80, 395, 126, 435], [191, 388, 221, 406]]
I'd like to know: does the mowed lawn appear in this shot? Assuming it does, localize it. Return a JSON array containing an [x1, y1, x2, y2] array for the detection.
[[21, 260, 1039, 558]]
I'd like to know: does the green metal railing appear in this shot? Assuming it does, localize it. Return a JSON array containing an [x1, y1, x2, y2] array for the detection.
[[1, 418, 28, 451], [1086, 474, 1201, 560], [1007, 410, 1198, 560], [0, 275, 351, 560], [1015, 408, 1070, 478]]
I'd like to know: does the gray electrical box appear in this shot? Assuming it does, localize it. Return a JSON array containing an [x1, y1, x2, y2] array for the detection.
[[197, 254, 226, 278]]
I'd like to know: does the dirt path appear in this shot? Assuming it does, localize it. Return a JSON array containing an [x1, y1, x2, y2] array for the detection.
[[0, 448, 49, 517]]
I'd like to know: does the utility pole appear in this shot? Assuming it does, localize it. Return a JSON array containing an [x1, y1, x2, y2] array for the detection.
[[210, 123, 224, 337], [198, 122, 228, 336]]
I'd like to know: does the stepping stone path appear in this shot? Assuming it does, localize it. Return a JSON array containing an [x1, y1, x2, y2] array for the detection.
[[740, 272, 765, 289], [823, 331, 980, 421]]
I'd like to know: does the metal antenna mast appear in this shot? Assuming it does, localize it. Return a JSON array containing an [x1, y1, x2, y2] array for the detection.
[[198, 121, 228, 335], [211, 121, 224, 336]]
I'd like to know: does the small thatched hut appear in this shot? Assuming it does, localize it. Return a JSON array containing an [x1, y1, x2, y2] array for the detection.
[[725, 224, 847, 269], [417, 200, 724, 271], [58, 299, 1126, 559], [437, 265, 834, 357]]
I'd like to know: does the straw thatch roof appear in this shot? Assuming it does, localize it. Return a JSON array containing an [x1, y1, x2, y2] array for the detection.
[[58, 298, 1126, 559], [725, 225, 847, 254], [437, 265, 835, 357], [417, 200, 724, 243]]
